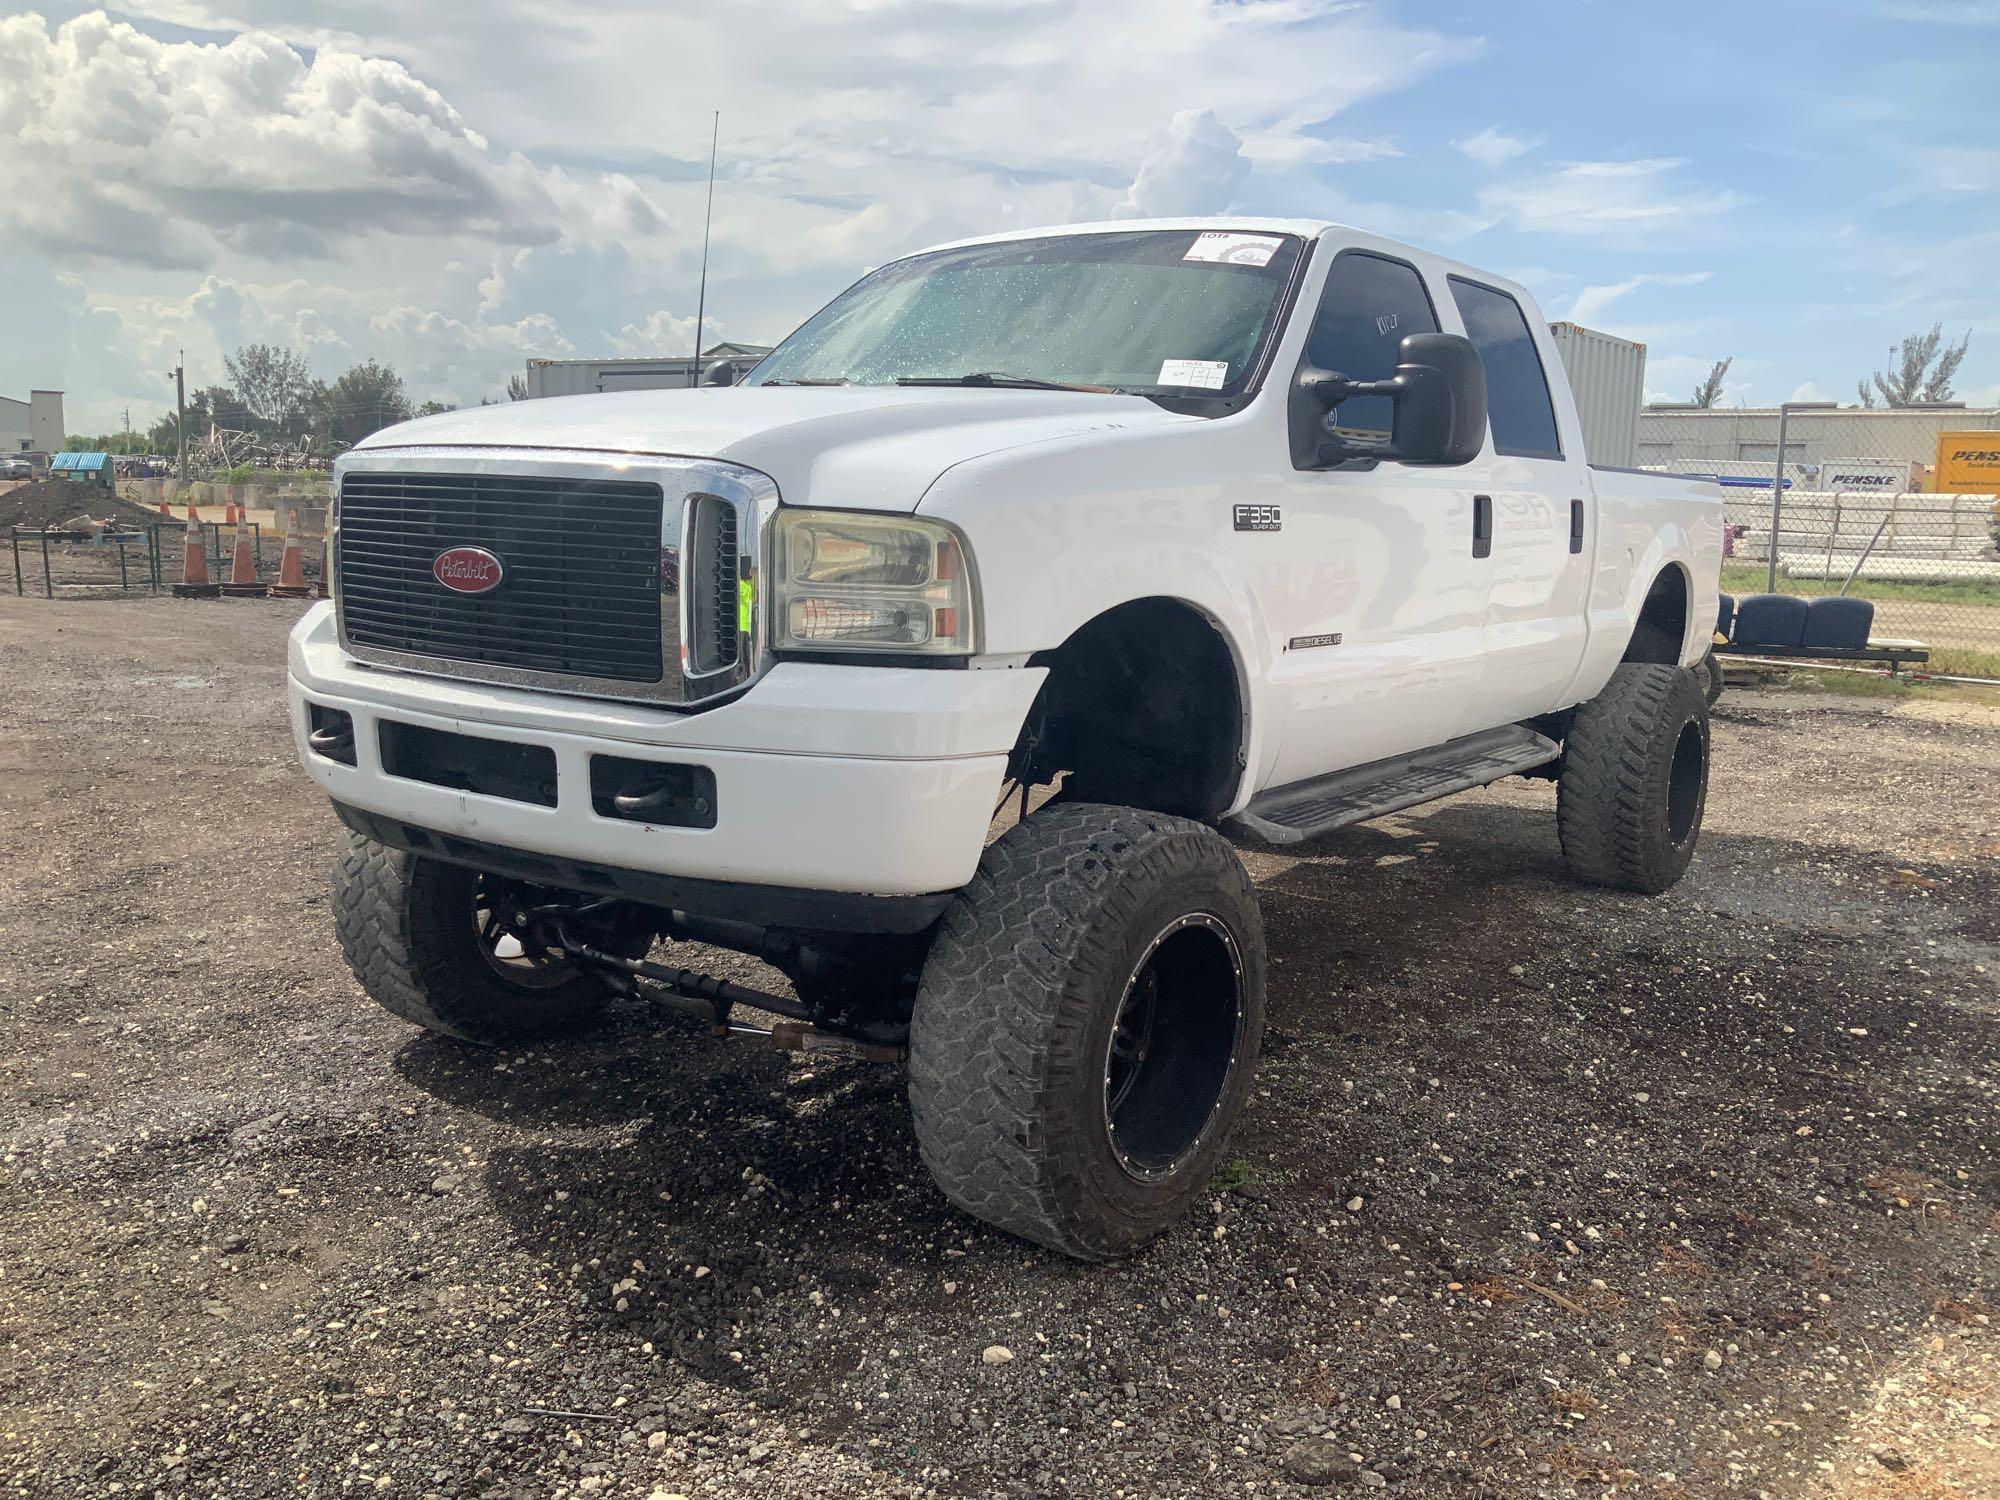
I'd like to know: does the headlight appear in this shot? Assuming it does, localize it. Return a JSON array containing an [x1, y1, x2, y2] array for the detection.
[[771, 510, 977, 656]]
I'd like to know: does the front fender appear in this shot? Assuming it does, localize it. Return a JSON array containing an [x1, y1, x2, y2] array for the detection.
[[921, 425, 1283, 812]]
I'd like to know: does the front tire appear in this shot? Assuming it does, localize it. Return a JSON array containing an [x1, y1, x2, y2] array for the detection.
[[331, 831, 636, 1045], [1557, 663, 1711, 894], [907, 804, 1265, 1260]]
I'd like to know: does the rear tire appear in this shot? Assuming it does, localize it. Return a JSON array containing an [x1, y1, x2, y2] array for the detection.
[[1696, 649, 1725, 705], [331, 831, 637, 1045], [1557, 664, 1710, 894], [907, 804, 1265, 1260]]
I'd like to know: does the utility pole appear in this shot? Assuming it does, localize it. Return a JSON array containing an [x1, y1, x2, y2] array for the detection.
[[689, 110, 719, 388], [173, 354, 187, 484]]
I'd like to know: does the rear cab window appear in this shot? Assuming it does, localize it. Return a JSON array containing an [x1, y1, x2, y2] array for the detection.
[[1446, 277, 1564, 460]]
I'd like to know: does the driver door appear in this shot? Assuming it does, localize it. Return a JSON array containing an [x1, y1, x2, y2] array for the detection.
[[1267, 249, 1488, 787]]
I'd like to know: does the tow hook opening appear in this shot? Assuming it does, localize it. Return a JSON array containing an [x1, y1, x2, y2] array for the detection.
[[307, 705, 356, 766]]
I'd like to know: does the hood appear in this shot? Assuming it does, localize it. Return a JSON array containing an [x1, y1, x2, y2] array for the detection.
[[353, 386, 1198, 512]]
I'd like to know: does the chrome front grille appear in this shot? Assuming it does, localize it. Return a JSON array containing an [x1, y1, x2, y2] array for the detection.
[[684, 494, 740, 676], [332, 448, 772, 707], [338, 471, 666, 683]]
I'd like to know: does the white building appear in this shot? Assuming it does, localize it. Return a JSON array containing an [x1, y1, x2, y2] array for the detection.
[[1637, 402, 2000, 474], [0, 389, 65, 454]]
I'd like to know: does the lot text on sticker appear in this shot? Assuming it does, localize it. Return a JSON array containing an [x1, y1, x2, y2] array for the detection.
[[1158, 358, 1228, 390], [1183, 232, 1283, 267]]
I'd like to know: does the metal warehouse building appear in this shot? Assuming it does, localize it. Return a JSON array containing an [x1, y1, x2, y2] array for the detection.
[[1638, 403, 2000, 472]]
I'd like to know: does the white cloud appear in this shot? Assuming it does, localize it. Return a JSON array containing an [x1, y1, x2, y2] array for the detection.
[[0, 3, 1485, 428], [1453, 126, 1538, 168], [1565, 271, 1711, 326], [608, 311, 705, 360], [1115, 110, 1249, 219], [1238, 132, 1401, 170], [1877, 1, 2000, 21], [1475, 159, 1747, 242], [1789, 381, 1828, 402], [0, 12, 668, 269]]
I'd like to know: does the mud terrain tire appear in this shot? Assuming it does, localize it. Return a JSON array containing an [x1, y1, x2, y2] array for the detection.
[[1558, 663, 1710, 894], [908, 804, 1265, 1260], [332, 831, 623, 1045]]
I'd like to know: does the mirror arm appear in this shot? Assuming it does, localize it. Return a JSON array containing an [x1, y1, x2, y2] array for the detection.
[[1297, 364, 1404, 467]]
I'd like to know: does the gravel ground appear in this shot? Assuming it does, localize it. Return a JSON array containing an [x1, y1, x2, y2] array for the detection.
[[0, 594, 1994, 1499]]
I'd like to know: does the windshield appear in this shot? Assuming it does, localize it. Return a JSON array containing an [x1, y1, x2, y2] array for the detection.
[[745, 229, 1305, 399]]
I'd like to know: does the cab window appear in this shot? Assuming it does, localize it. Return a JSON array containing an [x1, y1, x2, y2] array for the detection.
[[1302, 252, 1440, 441], [1448, 277, 1563, 460]]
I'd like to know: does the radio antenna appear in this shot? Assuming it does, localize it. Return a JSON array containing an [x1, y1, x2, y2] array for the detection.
[[689, 111, 719, 388]]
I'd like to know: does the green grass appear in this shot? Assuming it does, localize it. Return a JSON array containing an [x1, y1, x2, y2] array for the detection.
[[1768, 668, 2000, 699], [1918, 645, 2000, 679], [210, 466, 313, 487], [1214, 1158, 1260, 1194], [1720, 563, 2000, 608]]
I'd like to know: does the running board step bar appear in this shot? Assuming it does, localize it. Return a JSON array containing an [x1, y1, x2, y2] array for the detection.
[[1224, 725, 1561, 846]]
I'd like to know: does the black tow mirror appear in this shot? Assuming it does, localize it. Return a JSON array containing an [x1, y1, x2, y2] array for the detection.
[[702, 359, 742, 387], [1290, 332, 1488, 470]]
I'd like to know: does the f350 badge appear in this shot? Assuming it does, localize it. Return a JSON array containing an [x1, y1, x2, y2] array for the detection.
[[1232, 504, 1281, 532]]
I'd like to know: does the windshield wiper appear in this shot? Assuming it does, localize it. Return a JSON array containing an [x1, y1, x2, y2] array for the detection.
[[760, 377, 854, 386], [896, 372, 1119, 393]]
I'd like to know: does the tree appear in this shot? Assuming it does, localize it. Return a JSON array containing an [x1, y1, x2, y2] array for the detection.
[[312, 360, 412, 448], [506, 374, 528, 402], [1691, 357, 1733, 408], [223, 344, 315, 432], [414, 399, 456, 417], [146, 384, 238, 451], [1857, 323, 1971, 408]]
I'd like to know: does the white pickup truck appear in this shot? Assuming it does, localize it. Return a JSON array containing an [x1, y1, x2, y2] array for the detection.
[[290, 217, 1722, 1259]]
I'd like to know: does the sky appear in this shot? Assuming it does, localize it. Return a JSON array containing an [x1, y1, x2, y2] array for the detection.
[[2, 1, 1995, 436]]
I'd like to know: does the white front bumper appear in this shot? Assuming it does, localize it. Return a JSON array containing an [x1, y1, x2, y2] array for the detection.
[[287, 603, 1043, 897]]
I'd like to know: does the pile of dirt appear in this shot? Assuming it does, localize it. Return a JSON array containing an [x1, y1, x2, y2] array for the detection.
[[0, 480, 168, 533]]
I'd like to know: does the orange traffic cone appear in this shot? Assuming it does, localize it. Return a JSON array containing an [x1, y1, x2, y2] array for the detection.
[[220, 510, 267, 597], [172, 519, 219, 598], [184, 500, 199, 525], [156, 500, 172, 520], [270, 513, 311, 598]]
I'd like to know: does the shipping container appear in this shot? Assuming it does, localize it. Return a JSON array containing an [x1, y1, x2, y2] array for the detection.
[[1548, 323, 1646, 468], [523, 344, 775, 400]]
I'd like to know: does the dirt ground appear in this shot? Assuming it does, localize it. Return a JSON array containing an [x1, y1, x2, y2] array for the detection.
[[0, 480, 161, 533], [0, 595, 1994, 1500]]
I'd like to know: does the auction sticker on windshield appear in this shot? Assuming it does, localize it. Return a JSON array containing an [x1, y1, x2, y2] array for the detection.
[[1182, 232, 1284, 267], [1158, 359, 1229, 390]]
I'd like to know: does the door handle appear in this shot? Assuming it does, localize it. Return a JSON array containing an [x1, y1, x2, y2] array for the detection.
[[1569, 499, 1585, 554], [1472, 494, 1492, 559]]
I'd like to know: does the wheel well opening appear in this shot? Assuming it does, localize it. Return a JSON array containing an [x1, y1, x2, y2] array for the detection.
[[1012, 599, 1243, 822], [1624, 566, 1690, 665]]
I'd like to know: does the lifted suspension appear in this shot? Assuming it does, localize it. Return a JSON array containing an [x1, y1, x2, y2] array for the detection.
[[556, 927, 906, 1065]]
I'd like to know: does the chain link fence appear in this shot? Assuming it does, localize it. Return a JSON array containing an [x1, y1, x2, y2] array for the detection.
[[1637, 405, 2000, 679]]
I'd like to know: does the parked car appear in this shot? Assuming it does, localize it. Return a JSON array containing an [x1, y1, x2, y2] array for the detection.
[[0, 456, 32, 480], [289, 217, 1723, 1259]]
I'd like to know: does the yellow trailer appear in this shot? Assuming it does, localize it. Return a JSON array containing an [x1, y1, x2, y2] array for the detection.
[[1934, 431, 2000, 495]]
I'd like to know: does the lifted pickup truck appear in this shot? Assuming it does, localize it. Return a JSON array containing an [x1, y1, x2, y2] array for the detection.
[[291, 218, 1722, 1259]]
